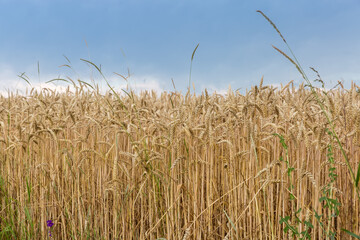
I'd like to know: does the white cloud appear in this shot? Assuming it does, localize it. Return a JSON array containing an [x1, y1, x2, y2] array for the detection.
[[115, 74, 164, 95], [0, 65, 75, 97], [0, 65, 165, 98], [196, 82, 232, 96]]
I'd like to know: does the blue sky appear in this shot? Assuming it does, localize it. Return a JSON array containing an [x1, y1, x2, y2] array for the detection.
[[1, 0, 360, 96]]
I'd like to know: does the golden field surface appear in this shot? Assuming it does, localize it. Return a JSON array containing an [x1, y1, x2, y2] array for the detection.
[[1, 80, 360, 239]]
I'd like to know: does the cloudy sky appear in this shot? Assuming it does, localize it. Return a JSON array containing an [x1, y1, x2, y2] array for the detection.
[[1, 0, 360, 96]]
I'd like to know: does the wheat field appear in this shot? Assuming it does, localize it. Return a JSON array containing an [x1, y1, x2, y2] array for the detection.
[[1, 79, 360, 239]]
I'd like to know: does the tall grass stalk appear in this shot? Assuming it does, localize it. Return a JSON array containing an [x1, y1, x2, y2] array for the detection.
[[257, 9, 360, 238], [256, 10, 360, 197]]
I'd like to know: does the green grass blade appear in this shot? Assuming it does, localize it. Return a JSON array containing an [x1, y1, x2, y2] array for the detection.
[[25, 177, 31, 203], [80, 58, 129, 112], [63, 54, 71, 64], [24, 205, 34, 237], [46, 78, 70, 84], [80, 59, 104, 78], [342, 229, 360, 239], [272, 45, 306, 80], [78, 80, 95, 90], [37, 61, 40, 82], [59, 64, 72, 69], [356, 163, 360, 187], [223, 209, 238, 236], [189, 43, 199, 90], [121, 89, 132, 100], [191, 43, 199, 61], [17, 72, 32, 87], [171, 78, 176, 90], [256, 10, 287, 43]]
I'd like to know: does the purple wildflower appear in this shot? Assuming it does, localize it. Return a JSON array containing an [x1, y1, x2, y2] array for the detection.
[[47, 220, 54, 228], [47, 220, 54, 237]]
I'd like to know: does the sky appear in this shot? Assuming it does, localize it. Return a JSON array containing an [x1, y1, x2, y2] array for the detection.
[[1, 0, 360, 97]]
